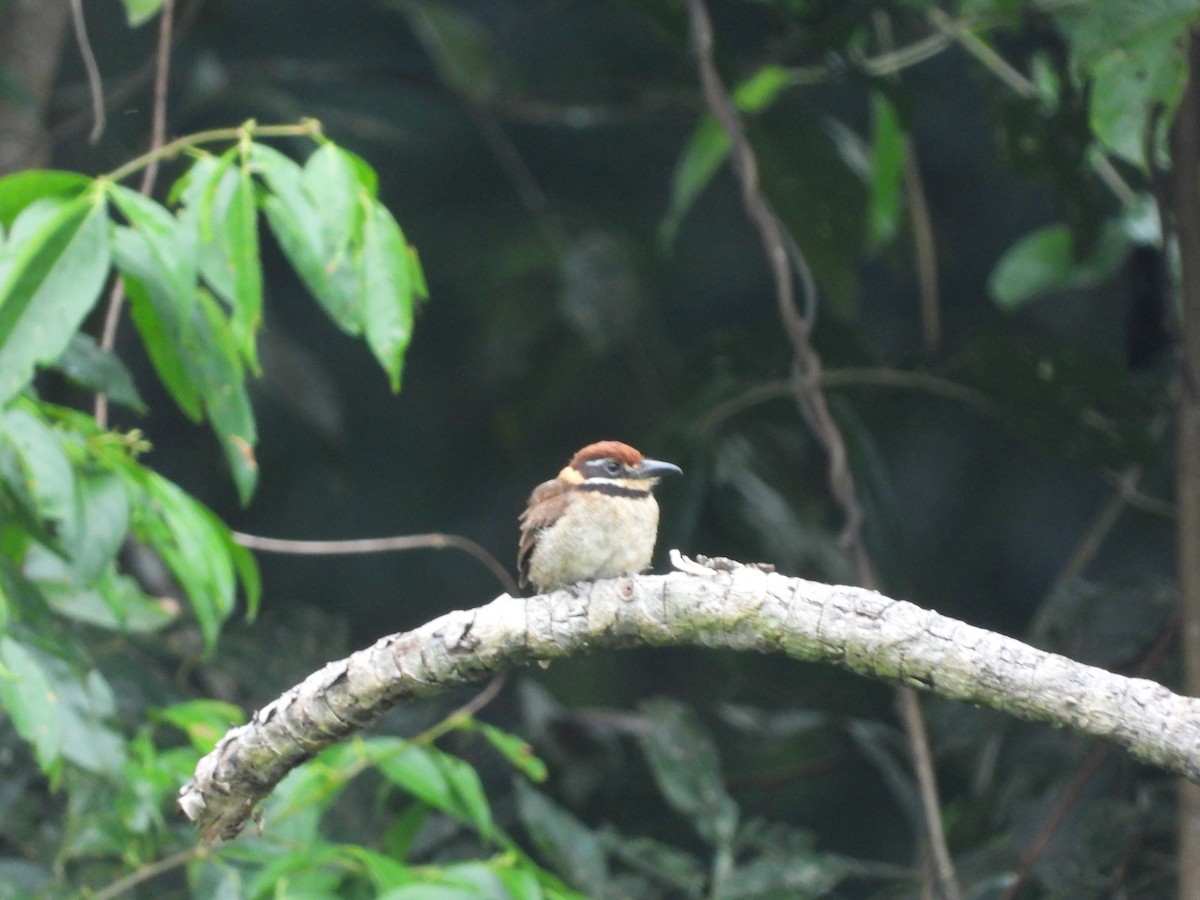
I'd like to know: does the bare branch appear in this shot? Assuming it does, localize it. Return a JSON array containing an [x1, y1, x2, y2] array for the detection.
[[180, 557, 1200, 844], [95, 0, 176, 428], [232, 530, 521, 597], [67, 0, 105, 143]]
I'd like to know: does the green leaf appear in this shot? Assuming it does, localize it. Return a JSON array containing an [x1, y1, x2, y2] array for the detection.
[[475, 721, 548, 782], [122, 269, 203, 421], [185, 153, 263, 370], [1044, 0, 1200, 70], [0, 170, 91, 228], [375, 739, 496, 839], [1088, 24, 1187, 167], [867, 91, 906, 249], [1045, 0, 1198, 169], [406, 862, 512, 899], [363, 201, 417, 391], [338, 845, 412, 892], [303, 143, 369, 248], [121, 0, 166, 26], [109, 184, 198, 319], [0, 192, 110, 405], [226, 156, 263, 369], [659, 65, 791, 250], [186, 290, 259, 504], [57, 667, 126, 773], [48, 333, 147, 413], [252, 144, 364, 332], [513, 780, 608, 895], [636, 698, 739, 848], [113, 218, 259, 503], [0, 636, 125, 777], [244, 844, 344, 899], [64, 470, 128, 580], [153, 699, 246, 752], [25, 549, 175, 634], [120, 468, 252, 652], [988, 220, 1131, 310], [0, 406, 76, 534], [0, 636, 63, 775]]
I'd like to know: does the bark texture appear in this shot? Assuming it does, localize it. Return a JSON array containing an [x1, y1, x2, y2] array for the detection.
[[180, 557, 1200, 844]]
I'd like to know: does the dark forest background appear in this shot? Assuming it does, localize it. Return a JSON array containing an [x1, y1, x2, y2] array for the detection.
[[0, 0, 1188, 897]]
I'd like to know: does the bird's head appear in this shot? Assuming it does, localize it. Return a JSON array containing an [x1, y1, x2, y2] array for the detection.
[[559, 440, 682, 493]]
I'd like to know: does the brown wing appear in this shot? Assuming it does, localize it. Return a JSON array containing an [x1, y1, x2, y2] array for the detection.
[[517, 478, 571, 588]]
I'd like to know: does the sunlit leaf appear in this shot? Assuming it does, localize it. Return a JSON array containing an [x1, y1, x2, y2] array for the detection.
[[115, 229, 204, 421], [475, 721, 548, 782], [0, 406, 76, 534], [252, 143, 364, 332], [225, 155, 263, 369], [0, 193, 110, 405], [988, 220, 1130, 310], [0, 170, 91, 228], [244, 844, 344, 898], [113, 218, 258, 503], [0, 636, 63, 775], [867, 91, 906, 249], [186, 290, 258, 504], [363, 201, 417, 391], [375, 739, 496, 839], [660, 65, 792, 250], [302, 143, 367, 251], [121, 0, 166, 27], [64, 471, 128, 580], [153, 699, 247, 752], [186, 153, 263, 370], [119, 468, 253, 652], [1046, 0, 1196, 169], [338, 845, 412, 892], [1088, 24, 1186, 167], [109, 185, 198, 321]]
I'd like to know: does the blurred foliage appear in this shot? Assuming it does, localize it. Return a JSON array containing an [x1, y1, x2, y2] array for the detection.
[[0, 0, 1188, 895]]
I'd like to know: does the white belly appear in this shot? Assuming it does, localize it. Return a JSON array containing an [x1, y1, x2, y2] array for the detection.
[[528, 493, 660, 590]]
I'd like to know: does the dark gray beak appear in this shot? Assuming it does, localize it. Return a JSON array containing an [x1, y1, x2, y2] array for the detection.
[[636, 458, 682, 480]]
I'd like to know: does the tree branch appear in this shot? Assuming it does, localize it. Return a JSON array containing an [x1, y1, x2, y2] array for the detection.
[[180, 555, 1200, 844]]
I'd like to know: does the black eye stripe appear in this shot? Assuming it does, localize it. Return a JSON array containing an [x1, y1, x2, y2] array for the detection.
[[582, 458, 626, 477]]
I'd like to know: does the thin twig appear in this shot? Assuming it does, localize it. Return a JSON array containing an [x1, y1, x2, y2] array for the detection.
[[231, 531, 521, 597], [926, 7, 1137, 208], [67, 0, 105, 143], [95, 0, 175, 429], [51, 0, 204, 144], [681, 3, 961, 897], [697, 369, 990, 436], [872, 12, 941, 353], [412, 672, 509, 746], [904, 142, 941, 352], [93, 846, 208, 900]]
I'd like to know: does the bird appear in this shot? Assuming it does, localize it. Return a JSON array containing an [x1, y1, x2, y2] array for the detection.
[[518, 441, 682, 593]]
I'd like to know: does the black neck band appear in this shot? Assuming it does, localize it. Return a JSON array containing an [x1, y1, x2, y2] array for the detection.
[[580, 482, 650, 499]]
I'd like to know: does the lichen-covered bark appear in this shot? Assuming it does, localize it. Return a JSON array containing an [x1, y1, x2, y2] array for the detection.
[[179, 558, 1200, 843]]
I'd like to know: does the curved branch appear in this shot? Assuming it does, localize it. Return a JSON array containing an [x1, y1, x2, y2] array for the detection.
[[180, 555, 1200, 844]]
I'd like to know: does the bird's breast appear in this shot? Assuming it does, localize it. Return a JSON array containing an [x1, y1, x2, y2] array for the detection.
[[527, 492, 660, 591]]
